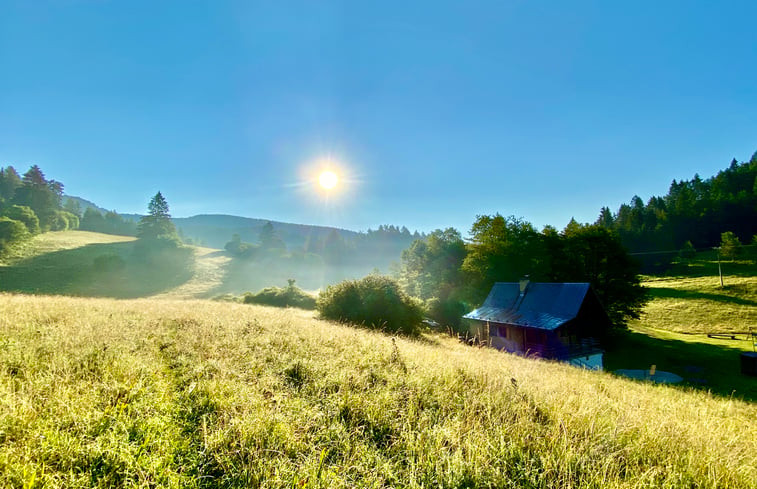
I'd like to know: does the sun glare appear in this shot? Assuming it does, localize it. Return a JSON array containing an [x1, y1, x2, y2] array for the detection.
[[319, 170, 338, 190]]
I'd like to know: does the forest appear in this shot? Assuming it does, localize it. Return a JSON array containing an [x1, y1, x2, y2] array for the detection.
[[0, 165, 80, 251], [595, 152, 757, 269]]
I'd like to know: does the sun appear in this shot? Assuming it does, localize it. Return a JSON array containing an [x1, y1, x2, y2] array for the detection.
[[318, 170, 338, 190]]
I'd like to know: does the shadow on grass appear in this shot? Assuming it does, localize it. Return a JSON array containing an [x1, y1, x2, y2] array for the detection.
[[647, 287, 757, 306], [0, 241, 194, 298], [605, 329, 757, 402], [662, 255, 757, 279]]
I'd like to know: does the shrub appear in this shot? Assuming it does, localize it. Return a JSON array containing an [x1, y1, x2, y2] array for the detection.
[[719, 231, 742, 259], [62, 211, 79, 230], [45, 209, 80, 231], [225, 239, 259, 259], [0, 217, 28, 250], [243, 280, 316, 309], [679, 240, 696, 260], [2, 205, 39, 234], [133, 234, 183, 257], [425, 297, 468, 332], [317, 275, 424, 335]]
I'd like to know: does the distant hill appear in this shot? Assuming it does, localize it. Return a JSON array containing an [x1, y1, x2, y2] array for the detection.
[[62, 195, 110, 215], [68, 200, 418, 283], [167, 214, 361, 250]]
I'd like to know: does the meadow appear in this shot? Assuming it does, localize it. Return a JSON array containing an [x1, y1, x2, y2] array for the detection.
[[1, 231, 756, 487], [1, 294, 755, 488], [633, 251, 757, 335], [0, 231, 194, 298]]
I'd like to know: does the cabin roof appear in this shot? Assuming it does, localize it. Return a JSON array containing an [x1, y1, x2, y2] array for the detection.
[[462, 282, 591, 330]]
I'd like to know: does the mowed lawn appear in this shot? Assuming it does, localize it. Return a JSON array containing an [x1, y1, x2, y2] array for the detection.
[[1, 294, 755, 488]]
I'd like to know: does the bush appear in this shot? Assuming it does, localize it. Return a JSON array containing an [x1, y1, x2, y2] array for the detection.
[[425, 297, 468, 332], [2, 205, 39, 234], [243, 280, 316, 309], [679, 240, 696, 260], [133, 234, 183, 257], [62, 211, 79, 230], [317, 275, 424, 335], [225, 239, 259, 259], [719, 231, 742, 259], [45, 209, 80, 231], [0, 217, 28, 250]]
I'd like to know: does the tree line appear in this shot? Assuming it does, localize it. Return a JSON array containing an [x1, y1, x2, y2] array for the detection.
[[594, 152, 757, 270], [79, 207, 137, 236], [0, 165, 80, 252], [222, 222, 423, 288], [397, 151, 757, 332], [398, 216, 646, 332]]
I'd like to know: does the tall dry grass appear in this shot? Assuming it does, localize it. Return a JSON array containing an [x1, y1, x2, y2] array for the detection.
[[0, 293, 755, 488]]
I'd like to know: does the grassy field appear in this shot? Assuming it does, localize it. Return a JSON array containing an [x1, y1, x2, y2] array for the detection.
[[633, 252, 757, 335], [1, 294, 755, 488], [0, 231, 197, 298], [602, 252, 757, 400]]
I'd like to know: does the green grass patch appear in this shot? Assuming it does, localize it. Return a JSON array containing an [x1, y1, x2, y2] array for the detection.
[[605, 326, 757, 401], [635, 252, 757, 334]]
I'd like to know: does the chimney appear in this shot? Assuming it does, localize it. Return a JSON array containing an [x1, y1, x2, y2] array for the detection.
[[519, 276, 530, 295]]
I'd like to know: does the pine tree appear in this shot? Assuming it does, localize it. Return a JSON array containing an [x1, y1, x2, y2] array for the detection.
[[137, 192, 177, 242], [0, 166, 22, 201], [13, 165, 59, 217], [258, 221, 286, 250]]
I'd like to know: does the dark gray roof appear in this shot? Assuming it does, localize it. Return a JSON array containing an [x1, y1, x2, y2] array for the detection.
[[463, 282, 591, 330]]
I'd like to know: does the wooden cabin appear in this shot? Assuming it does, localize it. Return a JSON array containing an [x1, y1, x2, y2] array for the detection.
[[463, 280, 609, 369]]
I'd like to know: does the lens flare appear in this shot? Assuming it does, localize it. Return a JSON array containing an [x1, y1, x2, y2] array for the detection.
[[318, 170, 338, 190]]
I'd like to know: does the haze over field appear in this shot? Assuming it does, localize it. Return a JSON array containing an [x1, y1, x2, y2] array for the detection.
[[3, 1, 757, 233]]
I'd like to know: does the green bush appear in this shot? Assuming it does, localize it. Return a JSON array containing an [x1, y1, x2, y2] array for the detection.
[[224, 240, 259, 259], [243, 280, 316, 309], [317, 275, 424, 335], [133, 234, 184, 257], [45, 209, 81, 231], [2, 205, 40, 234], [0, 217, 28, 250], [719, 231, 742, 259], [62, 211, 79, 230], [679, 240, 696, 260], [425, 297, 468, 332]]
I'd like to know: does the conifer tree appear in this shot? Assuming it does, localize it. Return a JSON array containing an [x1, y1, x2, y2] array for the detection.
[[137, 192, 177, 241], [0, 166, 22, 201]]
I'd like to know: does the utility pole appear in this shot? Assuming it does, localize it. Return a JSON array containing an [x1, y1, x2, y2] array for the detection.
[[716, 247, 723, 287]]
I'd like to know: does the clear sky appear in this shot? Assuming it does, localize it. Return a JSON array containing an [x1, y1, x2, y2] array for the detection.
[[2, 1, 756, 234]]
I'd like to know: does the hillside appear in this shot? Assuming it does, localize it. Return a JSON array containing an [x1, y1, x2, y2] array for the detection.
[[1, 294, 755, 488], [170, 214, 361, 250], [0, 230, 405, 297], [113, 212, 364, 251], [599, 251, 757, 398], [0, 231, 195, 298], [632, 251, 757, 335]]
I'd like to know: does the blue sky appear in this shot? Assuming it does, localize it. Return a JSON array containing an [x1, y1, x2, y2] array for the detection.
[[2, 1, 756, 234]]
